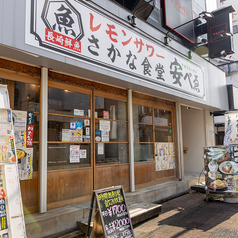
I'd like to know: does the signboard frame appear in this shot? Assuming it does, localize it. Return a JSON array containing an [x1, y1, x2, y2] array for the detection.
[[86, 185, 135, 238], [162, 0, 195, 43]]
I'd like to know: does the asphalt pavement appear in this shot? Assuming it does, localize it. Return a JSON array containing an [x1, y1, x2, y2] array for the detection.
[[133, 192, 238, 238]]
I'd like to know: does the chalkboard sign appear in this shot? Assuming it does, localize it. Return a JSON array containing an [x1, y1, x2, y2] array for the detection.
[[86, 186, 135, 238]]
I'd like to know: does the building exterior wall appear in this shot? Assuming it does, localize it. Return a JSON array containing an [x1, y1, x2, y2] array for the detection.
[[182, 106, 206, 174], [0, 0, 229, 225]]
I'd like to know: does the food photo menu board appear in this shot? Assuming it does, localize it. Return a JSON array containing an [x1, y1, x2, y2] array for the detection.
[[0, 108, 26, 237], [204, 146, 238, 198]]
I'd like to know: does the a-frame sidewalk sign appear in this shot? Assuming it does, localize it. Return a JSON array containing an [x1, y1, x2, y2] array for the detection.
[[86, 185, 135, 238]]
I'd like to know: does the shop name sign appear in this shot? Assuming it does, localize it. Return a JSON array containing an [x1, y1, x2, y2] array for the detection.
[[26, 0, 205, 99]]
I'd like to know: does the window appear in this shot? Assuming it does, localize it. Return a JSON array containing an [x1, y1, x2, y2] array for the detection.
[[47, 86, 91, 170], [0, 79, 40, 172], [133, 104, 154, 162], [133, 103, 175, 169], [95, 96, 128, 165], [154, 108, 172, 142]]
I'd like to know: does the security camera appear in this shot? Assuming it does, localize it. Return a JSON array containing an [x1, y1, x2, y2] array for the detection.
[[220, 50, 227, 57]]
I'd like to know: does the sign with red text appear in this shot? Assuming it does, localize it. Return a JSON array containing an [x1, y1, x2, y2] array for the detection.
[[26, 0, 205, 99]]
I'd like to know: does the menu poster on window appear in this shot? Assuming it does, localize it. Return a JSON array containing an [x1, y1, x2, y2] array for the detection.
[[0, 109, 17, 163], [70, 145, 80, 163], [18, 148, 33, 181], [13, 111, 34, 180], [0, 109, 17, 164], [155, 143, 175, 171], [12, 111, 27, 149]]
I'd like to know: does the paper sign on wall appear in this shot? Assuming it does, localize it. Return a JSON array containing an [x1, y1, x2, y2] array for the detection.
[[70, 145, 80, 163], [74, 109, 84, 116], [80, 149, 87, 158], [98, 143, 104, 155]]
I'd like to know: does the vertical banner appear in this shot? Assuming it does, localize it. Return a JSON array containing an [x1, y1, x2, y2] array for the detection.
[[26, 112, 34, 147], [225, 113, 238, 144]]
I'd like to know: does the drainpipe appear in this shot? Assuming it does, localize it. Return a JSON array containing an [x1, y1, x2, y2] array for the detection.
[[40, 67, 48, 213], [176, 102, 184, 181], [128, 89, 135, 192]]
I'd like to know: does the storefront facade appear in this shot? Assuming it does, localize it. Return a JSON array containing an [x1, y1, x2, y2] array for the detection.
[[0, 0, 229, 218]]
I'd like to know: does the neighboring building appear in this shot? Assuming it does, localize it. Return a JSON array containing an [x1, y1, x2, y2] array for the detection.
[[0, 0, 229, 236], [210, 0, 238, 144]]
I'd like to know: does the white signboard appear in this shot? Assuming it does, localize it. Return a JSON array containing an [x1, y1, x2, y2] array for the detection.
[[4, 164, 26, 238], [26, 0, 205, 99]]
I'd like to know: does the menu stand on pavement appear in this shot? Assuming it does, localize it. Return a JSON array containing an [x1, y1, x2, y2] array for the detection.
[[204, 146, 238, 203], [86, 185, 135, 238]]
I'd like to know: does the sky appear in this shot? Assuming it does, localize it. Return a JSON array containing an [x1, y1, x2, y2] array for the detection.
[[206, 0, 217, 12]]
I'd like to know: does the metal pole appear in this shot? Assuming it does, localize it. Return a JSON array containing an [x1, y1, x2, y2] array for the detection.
[[40, 67, 48, 213], [176, 102, 184, 181], [128, 89, 135, 192]]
